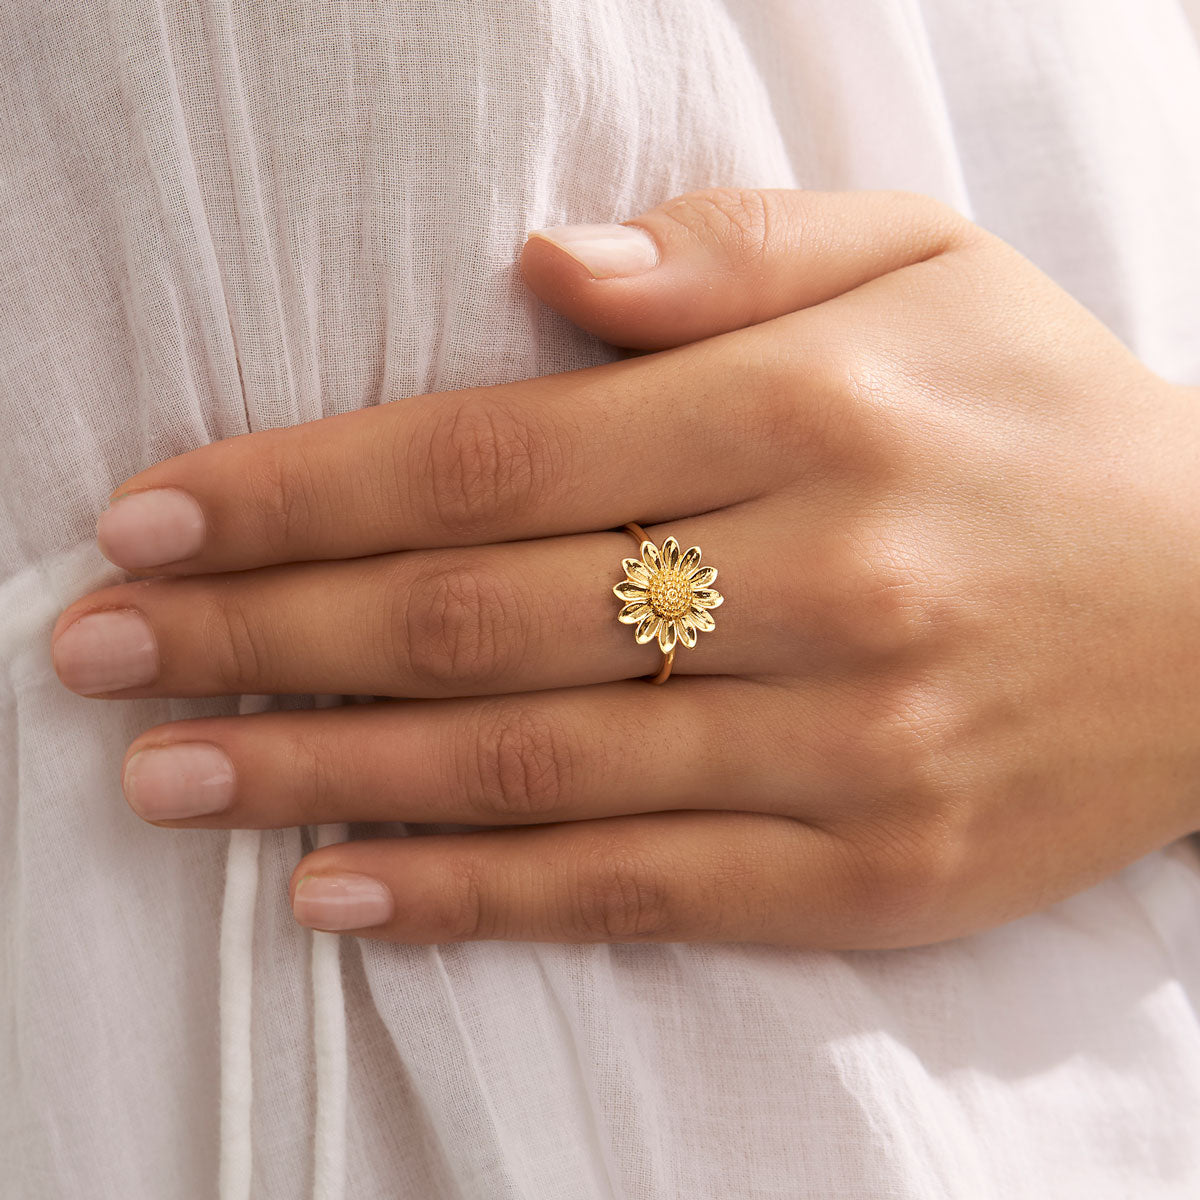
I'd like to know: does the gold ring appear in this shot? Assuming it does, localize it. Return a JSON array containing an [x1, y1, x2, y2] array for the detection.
[[612, 522, 724, 684]]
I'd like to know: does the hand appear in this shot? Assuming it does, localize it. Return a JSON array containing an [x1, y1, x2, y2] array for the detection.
[[51, 188, 1200, 947]]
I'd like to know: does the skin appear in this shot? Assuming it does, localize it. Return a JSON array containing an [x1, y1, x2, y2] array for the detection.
[[50, 187, 1200, 948]]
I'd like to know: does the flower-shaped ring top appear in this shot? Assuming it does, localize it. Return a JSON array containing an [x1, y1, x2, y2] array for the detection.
[[613, 528, 724, 669]]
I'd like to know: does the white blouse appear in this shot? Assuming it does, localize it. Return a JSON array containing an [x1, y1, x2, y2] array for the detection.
[[3, 1, 1200, 1197]]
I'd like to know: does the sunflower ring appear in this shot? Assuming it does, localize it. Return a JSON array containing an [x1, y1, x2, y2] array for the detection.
[[613, 522, 725, 684]]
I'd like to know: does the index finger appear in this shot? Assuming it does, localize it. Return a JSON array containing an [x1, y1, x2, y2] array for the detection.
[[95, 333, 792, 575]]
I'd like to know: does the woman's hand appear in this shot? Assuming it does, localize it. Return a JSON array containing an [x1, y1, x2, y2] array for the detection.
[[51, 188, 1200, 948]]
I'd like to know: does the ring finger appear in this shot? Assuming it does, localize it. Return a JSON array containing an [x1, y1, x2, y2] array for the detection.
[[52, 508, 791, 699]]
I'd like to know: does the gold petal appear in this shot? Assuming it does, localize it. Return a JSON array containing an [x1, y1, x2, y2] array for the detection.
[[689, 607, 716, 632], [621, 558, 652, 586], [676, 618, 698, 648], [618, 601, 653, 624], [687, 565, 717, 588], [657, 618, 677, 654], [634, 613, 661, 644], [679, 545, 703, 575], [661, 536, 680, 570], [691, 588, 723, 609], [640, 539, 662, 572], [613, 580, 650, 602]]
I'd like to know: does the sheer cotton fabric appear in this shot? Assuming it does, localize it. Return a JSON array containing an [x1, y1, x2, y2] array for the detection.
[[3, 1, 1200, 1197]]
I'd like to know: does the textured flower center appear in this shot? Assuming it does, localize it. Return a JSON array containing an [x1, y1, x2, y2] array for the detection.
[[648, 569, 691, 619]]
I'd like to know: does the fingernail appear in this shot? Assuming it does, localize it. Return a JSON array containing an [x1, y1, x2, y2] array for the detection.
[[97, 488, 206, 569], [292, 873, 394, 931], [52, 610, 159, 695], [123, 742, 236, 820], [527, 223, 659, 279]]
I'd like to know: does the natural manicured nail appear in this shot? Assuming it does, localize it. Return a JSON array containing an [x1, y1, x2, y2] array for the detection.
[[97, 487, 206, 569], [292, 873, 395, 931], [52, 610, 159, 695], [123, 742, 236, 820], [527, 222, 659, 278]]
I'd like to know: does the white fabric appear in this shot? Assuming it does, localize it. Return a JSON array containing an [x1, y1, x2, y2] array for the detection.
[[3, 1, 1200, 1196]]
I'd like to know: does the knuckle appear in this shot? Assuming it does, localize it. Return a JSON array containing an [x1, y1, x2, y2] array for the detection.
[[242, 443, 321, 559], [420, 397, 560, 540], [203, 593, 271, 691], [466, 704, 576, 822], [830, 680, 950, 803], [745, 332, 903, 474], [879, 190, 979, 251], [402, 561, 526, 692], [884, 188, 953, 220], [423, 856, 490, 942], [659, 187, 775, 264], [838, 815, 966, 943], [569, 844, 675, 941], [820, 539, 933, 658], [290, 728, 344, 821], [812, 342, 903, 463]]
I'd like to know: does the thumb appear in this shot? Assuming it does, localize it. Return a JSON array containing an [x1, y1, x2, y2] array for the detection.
[[520, 187, 974, 351]]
